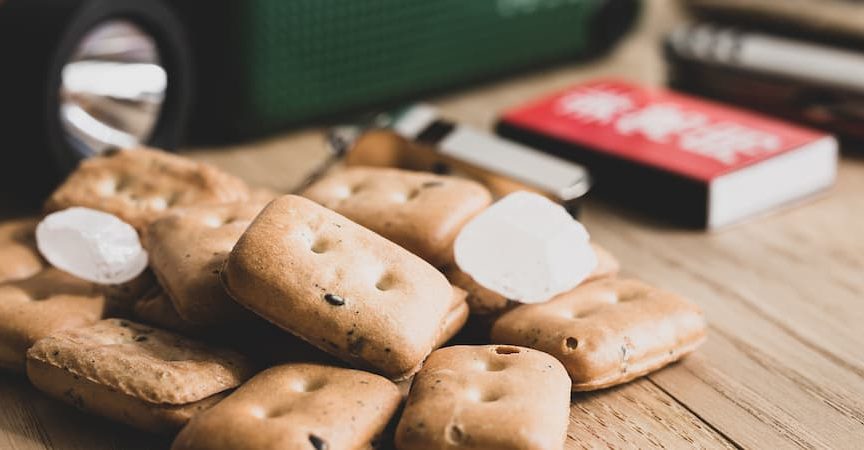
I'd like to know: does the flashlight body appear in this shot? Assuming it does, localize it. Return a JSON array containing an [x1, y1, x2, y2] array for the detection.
[[0, 0, 190, 203]]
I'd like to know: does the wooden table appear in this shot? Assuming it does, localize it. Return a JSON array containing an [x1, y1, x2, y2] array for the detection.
[[3, 2, 864, 449]]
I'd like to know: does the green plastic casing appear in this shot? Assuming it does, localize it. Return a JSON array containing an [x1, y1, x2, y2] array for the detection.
[[172, 0, 639, 140]]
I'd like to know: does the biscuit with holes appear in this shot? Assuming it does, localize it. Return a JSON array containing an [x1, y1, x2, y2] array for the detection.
[[491, 278, 706, 391], [0, 268, 104, 372], [145, 202, 267, 327], [26, 319, 255, 433], [242, 287, 464, 367], [45, 148, 250, 230], [171, 363, 400, 450], [0, 218, 44, 283], [302, 167, 492, 267], [447, 243, 620, 316], [395, 345, 571, 450], [223, 195, 453, 380]]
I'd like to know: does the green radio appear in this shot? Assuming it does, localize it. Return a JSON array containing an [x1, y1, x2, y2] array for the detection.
[[172, 0, 640, 141]]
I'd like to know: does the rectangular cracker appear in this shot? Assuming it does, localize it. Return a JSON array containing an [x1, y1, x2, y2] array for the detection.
[[235, 287, 464, 366], [144, 202, 267, 327], [491, 278, 707, 391], [302, 167, 492, 267], [171, 363, 401, 450], [395, 345, 571, 450], [222, 195, 454, 380], [27, 358, 226, 434], [0, 218, 45, 283], [448, 242, 620, 316], [45, 148, 250, 230], [0, 268, 104, 372], [26, 319, 255, 433]]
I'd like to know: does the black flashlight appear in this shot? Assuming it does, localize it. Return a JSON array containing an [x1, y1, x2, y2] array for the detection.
[[0, 0, 191, 204]]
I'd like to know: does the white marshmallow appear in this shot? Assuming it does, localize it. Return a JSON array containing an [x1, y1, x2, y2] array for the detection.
[[36, 207, 148, 284], [454, 191, 597, 304]]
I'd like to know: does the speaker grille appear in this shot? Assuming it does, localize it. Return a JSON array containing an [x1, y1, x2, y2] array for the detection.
[[238, 0, 600, 129]]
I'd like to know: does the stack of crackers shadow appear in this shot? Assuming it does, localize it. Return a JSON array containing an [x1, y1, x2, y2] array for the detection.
[[0, 147, 707, 449]]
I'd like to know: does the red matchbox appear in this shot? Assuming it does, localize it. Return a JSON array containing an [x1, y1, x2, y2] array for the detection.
[[496, 79, 838, 228]]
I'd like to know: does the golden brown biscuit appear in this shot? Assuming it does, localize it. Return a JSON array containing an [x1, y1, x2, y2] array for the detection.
[[0, 268, 104, 372], [437, 287, 469, 347], [239, 288, 465, 368], [145, 202, 266, 327], [45, 148, 250, 230], [447, 242, 620, 316], [395, 345, 571, 450], [0, 218, 44, 283], [171, 363, 401, 450], [491, 278, 707, 391], [27, 358, 225, 434], [26, 319, 255, 433], [302, 167, 492, 267], [223, 195, 453, 380]]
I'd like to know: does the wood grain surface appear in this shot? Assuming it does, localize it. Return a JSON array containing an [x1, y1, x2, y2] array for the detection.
[[3, 2, 864, 449]]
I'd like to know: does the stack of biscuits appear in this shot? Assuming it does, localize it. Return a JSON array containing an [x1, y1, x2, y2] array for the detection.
[[0, 147, 706, 449]]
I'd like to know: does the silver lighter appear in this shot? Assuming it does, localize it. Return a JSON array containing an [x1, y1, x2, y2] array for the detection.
[[321, 104, 592, 217]]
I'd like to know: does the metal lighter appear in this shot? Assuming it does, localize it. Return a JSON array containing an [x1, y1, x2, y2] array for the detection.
[[320, 104, 592, 217]]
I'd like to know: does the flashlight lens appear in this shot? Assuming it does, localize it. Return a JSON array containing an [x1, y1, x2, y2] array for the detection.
[[59, 20, 166, 157]]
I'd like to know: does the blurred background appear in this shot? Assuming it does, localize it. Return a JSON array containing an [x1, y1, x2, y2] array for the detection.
[[0, 0, 861, 211]]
